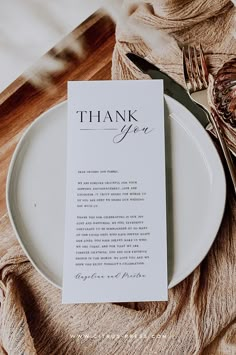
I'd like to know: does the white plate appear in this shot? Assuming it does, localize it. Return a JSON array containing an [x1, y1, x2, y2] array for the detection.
[[6, 96, 226, 289]]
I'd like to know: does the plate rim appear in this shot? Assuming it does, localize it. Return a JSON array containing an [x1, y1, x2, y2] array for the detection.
[[6, 97, 226, 290], [6, 101, 66, 289], [166, 95, 226, 287]]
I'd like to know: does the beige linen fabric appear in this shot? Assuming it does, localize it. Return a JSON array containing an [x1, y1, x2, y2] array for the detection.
[[0, 1, 236, 354]]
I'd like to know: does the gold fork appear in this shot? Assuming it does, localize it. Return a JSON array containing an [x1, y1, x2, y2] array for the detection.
[[183, 45, 236, 194]]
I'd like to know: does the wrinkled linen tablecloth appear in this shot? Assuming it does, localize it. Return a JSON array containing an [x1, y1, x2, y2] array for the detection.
[[0, 1, 236, 354]]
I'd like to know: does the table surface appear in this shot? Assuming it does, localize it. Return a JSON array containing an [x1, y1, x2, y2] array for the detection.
[[0, 12, 115, 248], [0, 0, 102, 93]]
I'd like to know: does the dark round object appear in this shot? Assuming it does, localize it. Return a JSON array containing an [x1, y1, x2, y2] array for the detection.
[[213, 58, 236, 128]]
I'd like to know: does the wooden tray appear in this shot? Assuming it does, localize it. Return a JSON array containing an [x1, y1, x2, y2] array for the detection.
[[0, 11, 115, 239]]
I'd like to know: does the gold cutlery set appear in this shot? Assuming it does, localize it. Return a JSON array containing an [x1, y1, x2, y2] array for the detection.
[[127, 45, 236, 194]]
